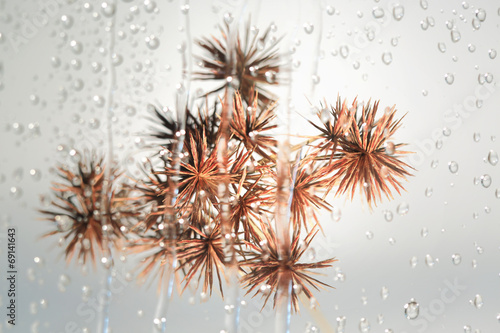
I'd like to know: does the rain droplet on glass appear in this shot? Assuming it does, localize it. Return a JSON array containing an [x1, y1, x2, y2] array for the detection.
[[448, 161, 459, 174], [473, 294, 483, 309], [397, 202, 409, 215], [445, 73, 455, 84], [425, 254, 435, 267], [404, 299, 420, 319], [392, 5, 404, 21], [451, 29, 461, 42], [382, 52, 393, 65], [452, 253, 462, 265], [359, 317, 370, 332], [480, 174, 492, 188]]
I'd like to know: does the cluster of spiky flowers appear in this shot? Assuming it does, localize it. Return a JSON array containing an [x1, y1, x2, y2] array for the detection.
[[39, 151, 136, 266], [40, 18, 413, 314]]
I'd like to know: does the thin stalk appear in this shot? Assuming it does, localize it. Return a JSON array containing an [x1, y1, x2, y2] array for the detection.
[[96, 4, 117, 333], [274, 2, 300, 332], [151, 2, 191, 330], [218, 3, 250, 332], [308, 0, 323, 100]]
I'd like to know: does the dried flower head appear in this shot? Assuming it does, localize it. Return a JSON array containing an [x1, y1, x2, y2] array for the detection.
[[146, 100, 221, 150], [289, 160, 332, 231], [176, 224, 225, 296], [308, 97, 356, 156], [194, 21, 281, 105], [324, 99, 413, 206], [231, 90, 277, 160], [39, 151, 133, 266], [161, 129, 226, 211], [241, 222, 336, 312]]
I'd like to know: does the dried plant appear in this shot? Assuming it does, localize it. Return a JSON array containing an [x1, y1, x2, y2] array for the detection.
[[39, 151, 134, 266], [313, 98, 413, 206], [194, 21, 281, 105], [40, 18, 415, 317], [231, 90, 277, 160], [176, 224, 225, 296], [241, 222, 337, 312]]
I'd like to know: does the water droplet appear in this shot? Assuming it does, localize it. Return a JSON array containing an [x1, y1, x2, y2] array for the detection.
[[384, 141, 395, 154], [29, 169, 41, 181], [445, 73, 455, 84], [326, 5, 335, 15], [144, 0, 157, 13], [10, 186, 23, 199], [472, 18, 481, 30], [331, 206, 341, 221], [420, 19, 429, 30], [303, 22, 314, 34], [473, 294, 483, 309], [359, 317, 370, 332], [425, 254, 435, 267], [495, 188, 500, 199], [404, 299, 420, 319], [410, 256, 418, 268], [372, 7, 384, 18], [265, 70, 276, 83], [451, 29, 461, 43], [479, 174, 492, 188], [381, 286, 389, 300], [61, 15, 73, 29], [366, 231, 374, 240], [420, 0, 428, 10], [438, 42, 447, 53], [452, 253, 462, 265], [145, 35, 160, 49], [473, 133, 481, 142], [489, 49, 497, 59], [384, 210, 393, 222], [425, 187, 433, 197], [339, 45, 349, 59], [475, 8, 486, 22], [421, 227, 429, 238], [101, 1, 116, 17], [93, 95, 105, 107], [51, 56, 61, 68], [392, 5, 404, 21], [464, 325, 472, 333], [448, 161, 459, 174], [89, 118, 100, 129], [397, 202, 409, 215], [260, 284, 271, 295], [468, 44, 476, 53], [69, 40, 83, 54], [223, 12, 234, 24], [488, 150, 498, 166], [381, 52, 392, 65], [312, 75, 320, 85]]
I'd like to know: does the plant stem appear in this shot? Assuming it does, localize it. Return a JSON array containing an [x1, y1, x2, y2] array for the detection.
[[96, 3, 117, 332]]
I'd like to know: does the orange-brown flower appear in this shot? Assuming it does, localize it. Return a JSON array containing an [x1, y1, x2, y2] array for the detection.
[[194, 21, 281, 105], [39, 151, 134, 266], [289, 160, 332, 231], [326, 99, 413, 206], [160, 129, 226, 210], [231, 90, 277, 160], [176, 224, 225, 296], [308, 97, 356, 157], [241, 222, 336, 312]]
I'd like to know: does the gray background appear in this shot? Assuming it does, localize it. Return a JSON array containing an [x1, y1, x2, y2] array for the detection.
[[0, 0, 499, 332]]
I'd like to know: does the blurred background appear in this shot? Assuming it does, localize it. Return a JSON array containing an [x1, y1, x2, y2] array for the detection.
[[0, 0, 499, 332]]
